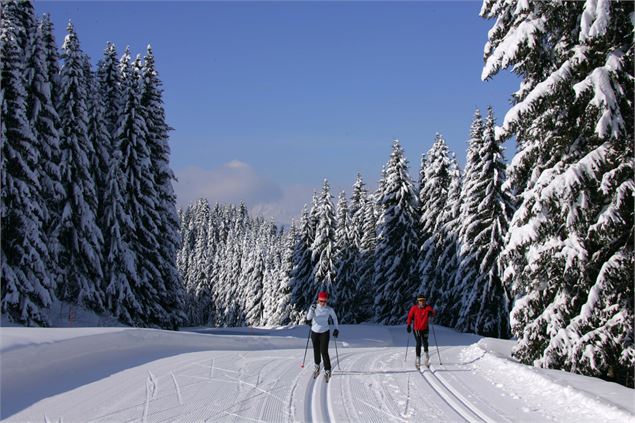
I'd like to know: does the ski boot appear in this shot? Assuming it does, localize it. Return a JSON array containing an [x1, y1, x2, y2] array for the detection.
[[313, 364, 320, 379], [424, 352, 430, 368], [415, 356, 421, 370], [324, 370, 331, 383]]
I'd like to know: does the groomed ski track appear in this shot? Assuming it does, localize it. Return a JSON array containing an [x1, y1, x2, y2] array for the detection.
[[2, 325, 633, 422]]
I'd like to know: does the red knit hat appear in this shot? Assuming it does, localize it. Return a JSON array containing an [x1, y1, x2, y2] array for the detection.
[[318, 291, 329, 301]]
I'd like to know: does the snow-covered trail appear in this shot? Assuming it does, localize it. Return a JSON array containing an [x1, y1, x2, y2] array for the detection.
[[1, 325, 633, 422]]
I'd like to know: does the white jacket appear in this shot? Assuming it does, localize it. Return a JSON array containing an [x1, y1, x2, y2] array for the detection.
[[307, 304, 339, 334]]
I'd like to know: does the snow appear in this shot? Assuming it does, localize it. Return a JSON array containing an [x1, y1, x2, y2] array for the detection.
[[481, 16, 547, 81], [2, 324, 633, 422], [573, 50, 626, 139], [579, 0, 611, 41]]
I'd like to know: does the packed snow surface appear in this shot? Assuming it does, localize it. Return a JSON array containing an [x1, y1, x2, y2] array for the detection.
[[1, 324, 633, 422]]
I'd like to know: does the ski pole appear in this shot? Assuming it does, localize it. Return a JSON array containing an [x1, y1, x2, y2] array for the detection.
[[405, 329, 411, 361], [300, 326, 311, 368], [431, 321, 442, 365]]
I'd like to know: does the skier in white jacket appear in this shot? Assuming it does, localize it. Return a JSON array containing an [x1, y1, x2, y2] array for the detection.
[[306, 291, 339, 380]]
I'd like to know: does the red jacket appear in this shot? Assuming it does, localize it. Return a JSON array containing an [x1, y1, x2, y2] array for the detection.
[[407, 304, 436, 331]]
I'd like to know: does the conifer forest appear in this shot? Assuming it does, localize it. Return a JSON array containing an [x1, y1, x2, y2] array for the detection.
[[1, 1, 633, 387]]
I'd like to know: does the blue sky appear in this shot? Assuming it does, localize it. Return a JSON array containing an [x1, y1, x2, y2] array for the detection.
[[36, 1, 519, 225]]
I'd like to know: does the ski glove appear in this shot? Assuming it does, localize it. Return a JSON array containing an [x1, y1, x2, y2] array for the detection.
[[406, 325, 412, 333], [333, 329, 339, 338], [305, 319, 312, 325]]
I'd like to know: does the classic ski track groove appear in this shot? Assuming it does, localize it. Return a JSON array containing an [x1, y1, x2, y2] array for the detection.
[[419, 363, 493, 423], [429, 364, 505, 423], [304, 351, 350, 423]]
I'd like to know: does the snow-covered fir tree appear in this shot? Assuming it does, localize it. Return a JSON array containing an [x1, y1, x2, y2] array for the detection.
[[447, 110, 487, 329], [177, 201, 287, 327], [183, 199, 210, 324], [244, 239, 266, 326], [102, 147, 140, 325], [349, 173, 367, 250], [25, 14, 65, 291], [333, 192, 356, 323], [96, 42, 120, 135], [347, 173, 369, 321], [0, 7, 183, 329], [308, 191, 320, 242], [289, 206, 315, 323], [57, 21, 105, 312], [433, 155, 462, 327], [454, 107, 512, 338], [39, 14, 60, 108], [355, 194, 377, 322], [373, 140, 420, 324], [482, 0, 634, 386], [310, 180, 337, 296], [0, 1, 55, 325], [115, 52, 165, 325], [84, 52, 111, 235], [141, 46, 185, 328], [5, 0, 35, 58], [418, 134, 454, 304], [270, 222, 296, 325]]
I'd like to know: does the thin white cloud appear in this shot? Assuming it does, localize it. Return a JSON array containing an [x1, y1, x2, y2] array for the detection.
[[173, 162, 313, 226]]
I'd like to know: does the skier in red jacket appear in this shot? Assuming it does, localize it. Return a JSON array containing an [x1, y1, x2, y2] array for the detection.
[[406, 294, 436, 368]]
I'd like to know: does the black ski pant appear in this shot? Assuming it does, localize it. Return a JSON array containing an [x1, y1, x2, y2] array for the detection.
[[311, 330, 331, 371], [414, 329, 430, 357]]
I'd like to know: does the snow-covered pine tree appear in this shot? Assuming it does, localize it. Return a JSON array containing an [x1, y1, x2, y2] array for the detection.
[[244, 240, 266, 326], [311, 179, 337, 296], [454, 107, 512, 338], [289, 206, 315, 323], [355, 194, 377, 322], [334, 191, 356, 323], [198, 207, 220, 325], [115, 52, 164, 325], [176, 207, 191, 287], [347, 174, 367, 321], [261, 220, 282, 326], [96, 42, 120, 136], [308, 191, 319, 242], [449, 110, 486, 327], [102, 147, 141, 325], [25, 14, 65, 291], [84, 53, 111, 242], [482, 0, 634, 385], [1, 2, 55, 325], [270, 222, 296, 325], [349, 173, 367, 250], [141, 45, 185, 329], [373, 140, 420, 324], [433, 155, 462, 328], [213, 204, 236, 327], [216, 211, 247, 326], [39, 14, 60, 109], [3, 0, 36, 67], [418, 134, 453, 304], [184, 199, 210, 325], [57, 21, 105, 312]]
